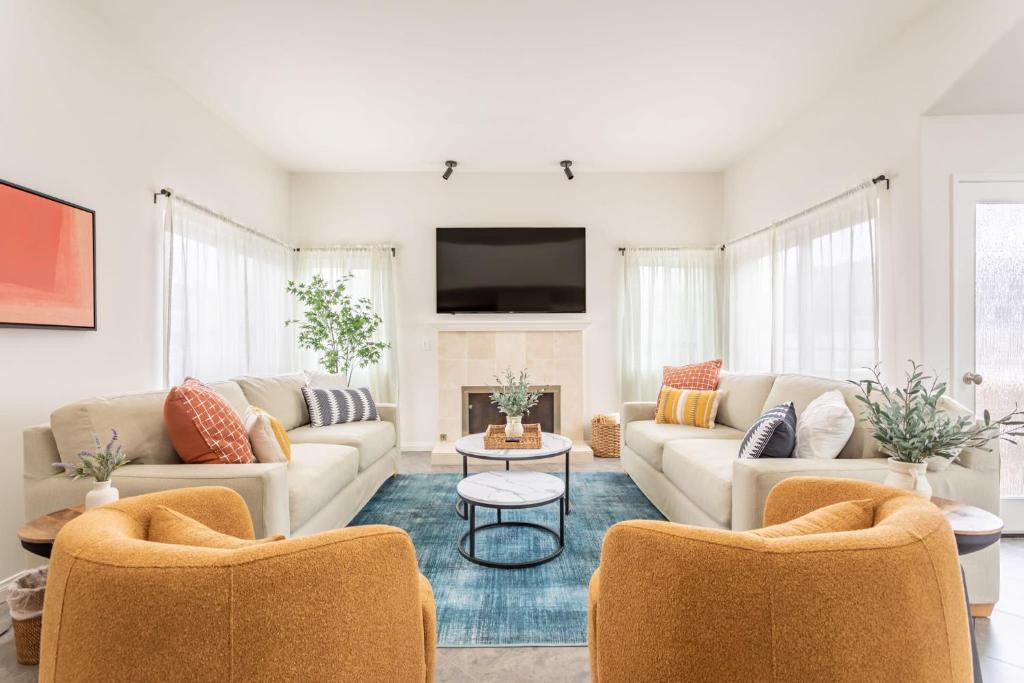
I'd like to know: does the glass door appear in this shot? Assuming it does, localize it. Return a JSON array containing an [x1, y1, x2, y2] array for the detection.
[[953, 178, 1024, 530]]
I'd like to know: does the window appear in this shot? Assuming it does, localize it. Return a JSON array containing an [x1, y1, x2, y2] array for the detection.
[[162, 198, 294, 385], [726, 182, 880, 379], [620, 248, 721, 402]]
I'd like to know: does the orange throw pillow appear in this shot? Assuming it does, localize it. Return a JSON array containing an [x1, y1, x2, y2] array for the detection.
[[662, 359, 723, 391], [751, 499, 875, 539], [164, 378, 255, 464], [148, 506, 283, 549], [658, 359, 723, 413]]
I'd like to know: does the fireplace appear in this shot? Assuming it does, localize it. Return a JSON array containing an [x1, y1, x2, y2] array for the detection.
[[461, 385, 561, 436]]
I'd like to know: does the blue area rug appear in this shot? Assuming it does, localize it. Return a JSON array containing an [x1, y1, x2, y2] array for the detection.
[[349, 472, 664, 646]]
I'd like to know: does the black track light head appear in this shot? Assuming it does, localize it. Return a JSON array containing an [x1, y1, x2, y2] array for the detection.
[[443, 160, 457, 180], [561, 160, 574, 180]]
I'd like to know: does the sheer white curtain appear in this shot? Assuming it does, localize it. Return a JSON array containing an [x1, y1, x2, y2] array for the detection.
[[620, 248, 721, 402], [163, 197, 294, 385], [294, 247, 399, 403], [725, 232, 772, 373], [726, 182, 880, 379]]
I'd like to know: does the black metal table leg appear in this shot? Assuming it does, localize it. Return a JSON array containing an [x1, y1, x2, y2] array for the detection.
[[497, 508, 502, 524], [559, 496, 565, 547], [564, 450, 571, 515], [456, 455, 469, 519], [962, 566, 983, 682], [469, 503, 476, 559]]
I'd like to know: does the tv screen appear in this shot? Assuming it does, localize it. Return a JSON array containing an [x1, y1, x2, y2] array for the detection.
[[436, 227, 586, 313]]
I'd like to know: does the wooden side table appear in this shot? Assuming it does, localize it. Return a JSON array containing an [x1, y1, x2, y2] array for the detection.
[[932, 497, 1003, 683], [18, 506, 84, 559]]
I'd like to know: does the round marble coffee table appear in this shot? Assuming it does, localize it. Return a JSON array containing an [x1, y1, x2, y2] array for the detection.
[[456, 470, 566, 568], [453, 432, 574, 520]]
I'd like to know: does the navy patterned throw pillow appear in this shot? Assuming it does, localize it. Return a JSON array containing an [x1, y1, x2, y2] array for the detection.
[[300, 386, 380, 427], [738, 402, 797, 459]]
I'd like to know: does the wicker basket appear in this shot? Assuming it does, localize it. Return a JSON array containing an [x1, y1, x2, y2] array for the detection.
[[13, 616, 41, 665], [591, 415, 621, 458], [483, 423, 542, 449]]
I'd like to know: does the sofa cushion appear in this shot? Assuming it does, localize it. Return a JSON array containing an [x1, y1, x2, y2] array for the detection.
[[288, 421, 396, 470], [287, 444, 360, 531], [51, 381, 247, 466], [149, 505, 284, 548], [751, 499, 875, 539], [762, 374, 874, 459], [662, 439, 741, 526], [624, 420, 745, 471], [716, 372, 776, 431], [234, 374, 309, 431]]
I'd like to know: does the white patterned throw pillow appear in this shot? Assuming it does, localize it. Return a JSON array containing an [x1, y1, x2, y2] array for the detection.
[[795, 390, 855, 459], [300, 386, 380, 427]]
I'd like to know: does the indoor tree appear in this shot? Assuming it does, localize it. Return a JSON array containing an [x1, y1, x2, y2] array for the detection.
[[286, 274, 390, 386]]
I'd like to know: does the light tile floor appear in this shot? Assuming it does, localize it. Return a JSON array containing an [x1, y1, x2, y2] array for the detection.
[[2, 452, 1022, 682]]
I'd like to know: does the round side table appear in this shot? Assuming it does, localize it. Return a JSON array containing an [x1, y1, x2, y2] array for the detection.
[[456, 470, 566, 569], [18, 506, 84, 559], [453, 432, 573, 520], [932, 497, 1003, 683]]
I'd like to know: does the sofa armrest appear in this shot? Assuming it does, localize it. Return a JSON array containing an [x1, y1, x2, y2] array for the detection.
[[24, 424, 60, 480], [377, 402, 400, 449], [112, 463, 290, 537], [621, 402, 656, 425], [731, 457, 891, 531]]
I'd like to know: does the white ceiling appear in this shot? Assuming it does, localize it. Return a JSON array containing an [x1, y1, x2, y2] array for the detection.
[[78, 0, 936, 172], [928, 20, 1024, 116]]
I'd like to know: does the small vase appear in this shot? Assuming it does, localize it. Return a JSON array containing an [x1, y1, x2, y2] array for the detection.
[[505, 416, 524, 440], [883, 458, 932, 498], [85, 480, 119, 510]]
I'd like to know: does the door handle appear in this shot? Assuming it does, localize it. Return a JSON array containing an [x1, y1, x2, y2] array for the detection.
[[962, 371, 984, 386]]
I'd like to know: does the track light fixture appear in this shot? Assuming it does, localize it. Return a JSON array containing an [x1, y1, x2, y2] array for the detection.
[[561, 160, 574, 180], [442, 160, 457, 180]]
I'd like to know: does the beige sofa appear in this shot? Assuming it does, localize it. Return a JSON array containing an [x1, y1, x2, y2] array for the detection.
[[621, 371, 1000, 606], [23, 374, 398, 538]]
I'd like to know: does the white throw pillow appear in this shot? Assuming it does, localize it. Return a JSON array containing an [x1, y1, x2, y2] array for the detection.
[[304, 371, 349, 390], [795, 390, 855, 459], [244, 408, 289, 463]]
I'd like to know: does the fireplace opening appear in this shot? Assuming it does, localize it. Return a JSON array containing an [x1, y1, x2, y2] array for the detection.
[[462, 385, 561, 436]]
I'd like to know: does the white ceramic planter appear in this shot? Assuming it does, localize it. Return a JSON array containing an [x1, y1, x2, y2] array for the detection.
[[883, 458, 932, 498], [85, 480, 120, 510], [505, 416, 524, 440]]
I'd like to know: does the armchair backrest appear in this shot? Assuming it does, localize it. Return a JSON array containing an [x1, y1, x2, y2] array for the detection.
[[590, 478, 971, 682], [41, 487, 433, 683]]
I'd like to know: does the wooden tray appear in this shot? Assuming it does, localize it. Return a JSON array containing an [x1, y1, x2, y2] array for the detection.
[[484, 423, 542, 449]]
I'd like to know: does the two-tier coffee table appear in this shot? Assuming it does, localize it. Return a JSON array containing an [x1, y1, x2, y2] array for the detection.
[[453, 432, 574, 520], [457, 470, 566, 568]]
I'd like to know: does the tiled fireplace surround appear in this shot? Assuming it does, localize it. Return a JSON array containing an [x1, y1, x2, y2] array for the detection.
[[430, 329, 594, 464]]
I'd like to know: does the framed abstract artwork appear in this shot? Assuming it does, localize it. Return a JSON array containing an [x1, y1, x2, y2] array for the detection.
[[0, 179, 96, 330]]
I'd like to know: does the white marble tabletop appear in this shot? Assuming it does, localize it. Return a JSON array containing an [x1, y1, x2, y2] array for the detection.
[[457, 471, 566, 507], [454, 432, 573, 460]]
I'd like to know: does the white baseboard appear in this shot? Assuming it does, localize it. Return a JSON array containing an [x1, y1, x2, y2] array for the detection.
[[401, 442, 436, 453]]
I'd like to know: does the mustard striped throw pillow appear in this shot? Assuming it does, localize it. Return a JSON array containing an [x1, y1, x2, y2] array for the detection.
[[655, 386, 721, 428]]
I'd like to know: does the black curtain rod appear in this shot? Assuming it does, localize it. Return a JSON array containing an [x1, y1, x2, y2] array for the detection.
[[293, 247, 397, 257]]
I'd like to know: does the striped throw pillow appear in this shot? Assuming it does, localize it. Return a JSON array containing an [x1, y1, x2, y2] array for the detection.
[[300, 386, 380, 427], [655, 386, 721, 429]]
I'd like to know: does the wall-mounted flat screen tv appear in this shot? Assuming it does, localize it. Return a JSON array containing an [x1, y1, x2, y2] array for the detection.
[[436, 227, 586, 313]]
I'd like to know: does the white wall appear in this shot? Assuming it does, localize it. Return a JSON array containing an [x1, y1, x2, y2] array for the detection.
[[0, 0, 289, 579], [290, 172, 722, 448], [920, 114, 1024, 384], [722, 0, 1024, 376]]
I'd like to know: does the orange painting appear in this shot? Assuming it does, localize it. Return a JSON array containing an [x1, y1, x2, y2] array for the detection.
[[0, 181, 95, 328]]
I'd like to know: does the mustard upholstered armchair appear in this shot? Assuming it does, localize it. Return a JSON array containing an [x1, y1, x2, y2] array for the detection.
[[588, 478, 970, 682], [39, 487, 436, 682]]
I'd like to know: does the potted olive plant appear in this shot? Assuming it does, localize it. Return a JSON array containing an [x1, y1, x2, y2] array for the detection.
[[490, 369, 542, 440], [55, 430, 131, 509], [850, 362, 1024, 497]]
